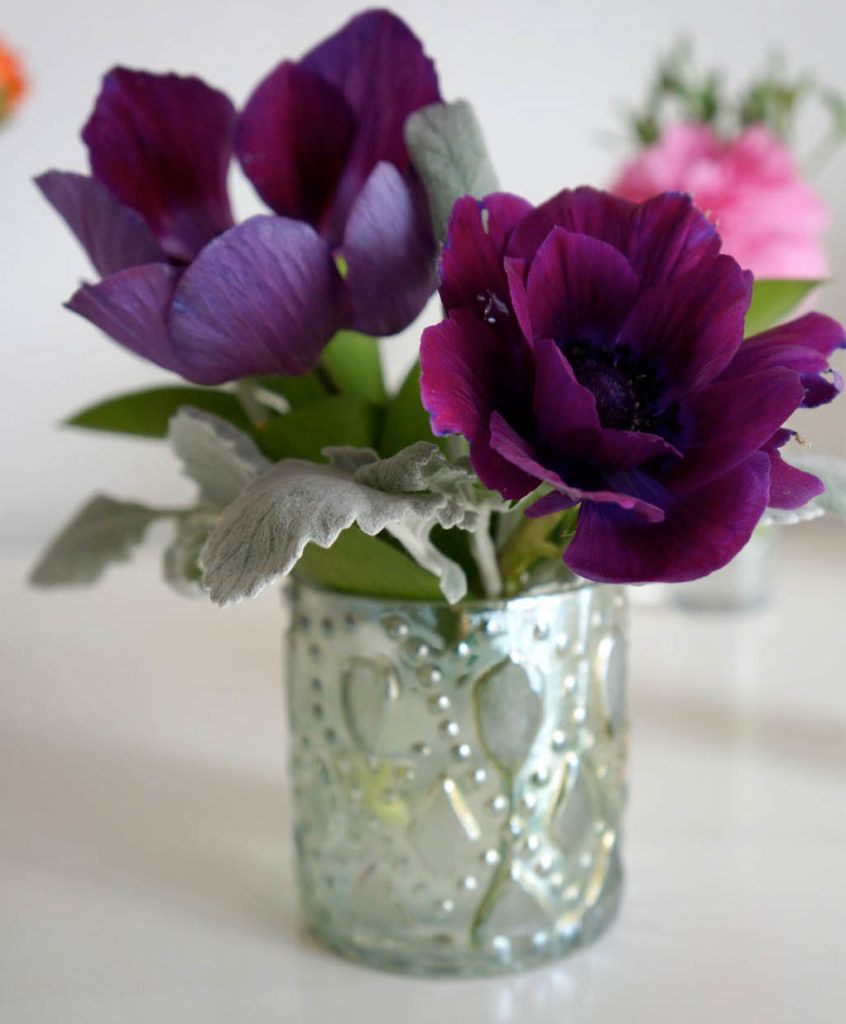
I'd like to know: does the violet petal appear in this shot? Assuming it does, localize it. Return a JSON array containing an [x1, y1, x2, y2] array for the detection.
[[564, 452, 771, 583], [66, 264, 183, 374], [525, 228, 639, 345], [302, 9, 441, 238], [420, 311, 535, 500], [723, 312, 846, 408], [618, 254, 752, 394], [36, 170, 164, 277], [83, 67, 236, 261], [341, 162, 437, 336], [235, 61, 356, 235], [168, 215, 345, 383]]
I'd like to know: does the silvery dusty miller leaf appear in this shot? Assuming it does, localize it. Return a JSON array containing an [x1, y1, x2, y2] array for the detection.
[[168, 407, 269, 509], [405, 99, 499, 242], [163, 511, 219, 597], [202, 443, 474, 606], [30, 495, 163, 587]]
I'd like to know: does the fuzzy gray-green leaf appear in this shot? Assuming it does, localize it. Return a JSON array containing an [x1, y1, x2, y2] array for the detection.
[[405, 99, 499, 242], [30, 496, 163, 587], [201, 444, 475, 606], [168, 408, 269, 508]]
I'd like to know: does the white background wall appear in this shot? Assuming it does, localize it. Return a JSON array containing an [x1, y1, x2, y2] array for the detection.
[[2, 0, 845, 551]]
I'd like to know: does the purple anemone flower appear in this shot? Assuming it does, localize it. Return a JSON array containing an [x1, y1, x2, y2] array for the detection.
[[36, 9, 440, 384], [420, 187, 845, 584]]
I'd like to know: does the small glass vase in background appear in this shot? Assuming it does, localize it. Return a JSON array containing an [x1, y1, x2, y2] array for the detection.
[[284, 580, 629, 976]]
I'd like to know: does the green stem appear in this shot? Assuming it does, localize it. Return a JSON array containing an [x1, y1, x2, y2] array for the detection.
[[469, 507, 502, 599], [235, 380, 268, 426], [314, 362, 340, 396]]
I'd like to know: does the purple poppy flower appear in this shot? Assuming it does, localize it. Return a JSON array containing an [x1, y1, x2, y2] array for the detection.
[[420, 187, 845, 584], [36, 10, 440, 384]]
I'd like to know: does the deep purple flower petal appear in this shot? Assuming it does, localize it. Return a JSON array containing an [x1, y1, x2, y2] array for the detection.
[[235, 61, 356, 236], [503, 257, 532, 340], [763, 430, 825, 509], [618, 254, 752, 394], [66, 264, 183, 374], [420, 311, 535, 500], [440, 193, 534, 316], [508, 188, 720, 291], [533, 339, 681, 470], [168, 216, 345, 383], [669, 368, 803, 492], [525, 228, 639, 345], [82, 68, 236, 262], [564, 452, 771, 583], [35, 171, 164, 277], [490, 412, 666, 521], [525, 491, 579, 517], [627, 191, 721, 288], [340, 162, 436, 336], [507, 187, 636, 264], [721, 313, 846, 408], [301, 9, 440, 238]]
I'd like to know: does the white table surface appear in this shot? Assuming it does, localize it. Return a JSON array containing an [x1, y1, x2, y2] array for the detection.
[[2, 523, 845, 1023]]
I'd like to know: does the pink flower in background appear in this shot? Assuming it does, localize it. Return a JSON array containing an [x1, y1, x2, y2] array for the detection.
[[611, 122, 829, 279]]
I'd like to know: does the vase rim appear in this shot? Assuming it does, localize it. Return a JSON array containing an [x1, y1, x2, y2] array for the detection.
[[286, 574, 615, 614]]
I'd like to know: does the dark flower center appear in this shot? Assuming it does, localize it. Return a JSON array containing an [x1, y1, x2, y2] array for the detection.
[[565, 340, 681, 437]]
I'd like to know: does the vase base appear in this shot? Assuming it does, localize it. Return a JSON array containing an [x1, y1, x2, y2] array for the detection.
[[304, 871, 623, 978]]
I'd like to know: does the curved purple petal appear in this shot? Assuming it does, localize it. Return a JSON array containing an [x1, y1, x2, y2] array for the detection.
[[764, 430, 825, 510], [168, 216, 345, 383], [340, 162, 436, 336], [440, 193, 534, 318], [565, 452, 771, 583], [508, 189, 720, 292], [82, 68, 235, 262], [235, 61, 355, 236], [669, 368, 803, 492], [301, 9, 441, 236], [420, 311, 535, 500], [66, 264, 183, 374], [532, 339, 681, 470], [491, 413, 665, 521], [35, 171, 164, 277], [722, 313, 846, 408], [618, 255, 752, 394], [627, 192, 721, 288], [526, 228, 639, 345], [507, 187, 636, 264]]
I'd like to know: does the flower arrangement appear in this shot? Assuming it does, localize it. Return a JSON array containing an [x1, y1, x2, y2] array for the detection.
[[32, 10, 844, 608]]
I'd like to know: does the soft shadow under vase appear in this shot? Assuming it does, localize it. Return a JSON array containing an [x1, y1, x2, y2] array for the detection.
[[285, 580, 629, 976]]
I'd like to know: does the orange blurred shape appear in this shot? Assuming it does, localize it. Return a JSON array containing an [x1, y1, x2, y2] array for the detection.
[[0, 37, 28, 120]]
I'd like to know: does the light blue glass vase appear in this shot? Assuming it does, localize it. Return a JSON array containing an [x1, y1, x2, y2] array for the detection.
[[285, 579, 629, 976]]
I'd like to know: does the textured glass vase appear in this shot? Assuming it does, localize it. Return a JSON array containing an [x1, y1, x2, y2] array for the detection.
[[285, 580, 629, 976]]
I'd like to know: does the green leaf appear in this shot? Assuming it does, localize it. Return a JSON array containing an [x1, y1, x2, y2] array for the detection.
[[321, 331, 386, 403], [30, 495, 164, 587], [257, 396, 381, 462], [379, 361, 444, 456], [296, 527, 442, 600], [744, 279, 822, 338], [254, 373, 325, 409], [252, 331, 384, 412], [405, 99, 499, 242], [66, 387, 252, 438]]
